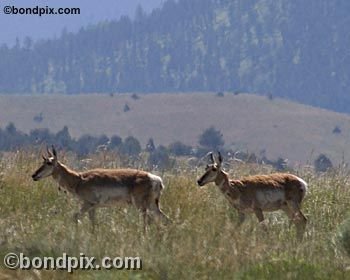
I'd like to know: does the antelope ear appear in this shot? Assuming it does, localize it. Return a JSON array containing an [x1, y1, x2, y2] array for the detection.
[[209, 152, 215, 164], [217, 151, 223, 164], [52, 145, 57, 158], [42, 155, 47, 161], [46, 146, 53, 157]]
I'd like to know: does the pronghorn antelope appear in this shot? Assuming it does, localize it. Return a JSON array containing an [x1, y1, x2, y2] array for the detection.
[[197, 152, 308, 239], [32, 146, 169, 230]]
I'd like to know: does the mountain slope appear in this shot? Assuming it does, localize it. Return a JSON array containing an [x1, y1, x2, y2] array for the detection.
[[0, 0, 163, 46], [1, 0, 350, 113], [1, 93, 350, 165]]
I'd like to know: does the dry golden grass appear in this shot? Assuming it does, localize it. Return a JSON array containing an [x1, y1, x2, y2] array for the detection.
[[0, 151, 350, 279], [1, 93, 350, 164]]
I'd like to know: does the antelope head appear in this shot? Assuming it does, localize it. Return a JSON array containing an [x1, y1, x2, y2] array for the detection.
[[32, 146, 58, 181], [197, 152, 223, 187]]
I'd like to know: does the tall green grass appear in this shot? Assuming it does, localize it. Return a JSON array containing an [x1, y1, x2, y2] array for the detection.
[[0, 151, 350, 279]]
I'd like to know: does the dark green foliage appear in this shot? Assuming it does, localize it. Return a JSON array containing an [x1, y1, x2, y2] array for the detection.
[[5, 122, 17, 135], [55, 126, 73, 149], [0, 122, 163, 160], [332, 126, 341, 134], [0, 122, 143, 156], [314, 154, 333, 172], [123, 103, 130, 112], [33, 112, 43, 123], [198, 126, 224, 150], [119, 136, 141, 156], [29, 128, 53, 144], [1, 1, 350, 113], [0, 123, 29, 150], [110, 135, 122, 149], [97, 134, 109, 146], [147, 145, 172, 169], [75, 134, 100, 156], [74, 134, 110, 155], [146, 138, 156, 152], [131, 93, 140, 100], [168, 141, 192, 156]]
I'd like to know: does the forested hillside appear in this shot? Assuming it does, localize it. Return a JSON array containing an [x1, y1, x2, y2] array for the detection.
[[1, 0, 350, 112], [0, 0, 162, 46]]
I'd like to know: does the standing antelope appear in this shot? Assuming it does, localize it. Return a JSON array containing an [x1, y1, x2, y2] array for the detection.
[[197, 152, 308, 239], [32, 146, 169, 230]]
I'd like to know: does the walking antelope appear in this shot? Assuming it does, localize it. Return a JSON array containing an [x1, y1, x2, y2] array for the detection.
[[197, 152, 308, 239], [32, 146, 169, 230]]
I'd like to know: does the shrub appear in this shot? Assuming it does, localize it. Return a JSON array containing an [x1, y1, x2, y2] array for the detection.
[[119, 136, 141, 156], [314, 154, 333, 172], [33, 112, 43, 123], [332, 126, 341, 134], [146, 138, 156, 152], [75, 134, 100, 156], [123, 103, 130, 112], [55, 126, 73, 149], [147, 145, 172, 170], [110, 135, 122, 149], [168, 141, 192, 156], [29, 128, 53, 145], [131, 93, 140, 100], [198, 126, 224, 150]]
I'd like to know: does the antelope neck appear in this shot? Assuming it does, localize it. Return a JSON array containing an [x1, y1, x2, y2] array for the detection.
[[52, 162, 81, 193], [215, 170, 230, 190]]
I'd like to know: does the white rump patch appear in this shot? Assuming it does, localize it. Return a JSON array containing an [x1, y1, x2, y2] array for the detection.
[[147, 173, 164, 190], [295, 176, 308, 195]]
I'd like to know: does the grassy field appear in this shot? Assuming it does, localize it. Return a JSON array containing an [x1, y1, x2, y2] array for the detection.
[[1, 151, 350, 279], [2, 92, 350, 165]]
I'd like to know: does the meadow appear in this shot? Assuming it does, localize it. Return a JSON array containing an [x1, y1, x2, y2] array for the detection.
[[2, 93, 350, 164], [1, 150, 350, 279]]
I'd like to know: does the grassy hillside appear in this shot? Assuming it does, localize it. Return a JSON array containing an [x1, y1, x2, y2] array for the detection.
[[1, 151, 350, 279], [1, 93, 350, 164]]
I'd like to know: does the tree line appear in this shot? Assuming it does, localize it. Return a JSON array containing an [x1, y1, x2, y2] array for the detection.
[[0, 122, 333, 171], [1, 0, 350, 113], [0, 122, 223, 158]]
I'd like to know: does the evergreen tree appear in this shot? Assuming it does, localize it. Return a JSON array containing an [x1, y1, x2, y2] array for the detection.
[[198, 126, 224, 150], [120, 136, 141, 156]]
